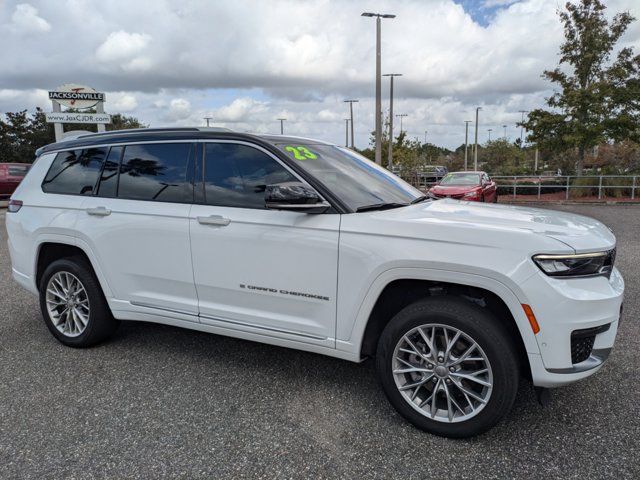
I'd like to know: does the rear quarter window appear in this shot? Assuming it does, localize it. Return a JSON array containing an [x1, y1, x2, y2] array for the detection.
[[42, 148, 108, 196]]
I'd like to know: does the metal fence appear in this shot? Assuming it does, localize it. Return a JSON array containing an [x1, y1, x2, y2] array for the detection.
[[491, 175, 639, 200]]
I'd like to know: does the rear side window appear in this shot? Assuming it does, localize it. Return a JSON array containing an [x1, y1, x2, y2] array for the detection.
[[202, 143, 296, 209], [42, 148, 108, 196], [118, 143, 193, 203]]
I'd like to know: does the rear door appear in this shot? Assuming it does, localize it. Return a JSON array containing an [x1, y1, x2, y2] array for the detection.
[[189, 141, 340, 346], [77, 142, 199, 316]]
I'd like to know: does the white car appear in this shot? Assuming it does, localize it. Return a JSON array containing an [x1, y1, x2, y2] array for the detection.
[[5, 128, 623, 438]]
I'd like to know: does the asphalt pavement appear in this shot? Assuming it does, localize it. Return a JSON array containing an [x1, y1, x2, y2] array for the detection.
[[0, 205, 639, 479]]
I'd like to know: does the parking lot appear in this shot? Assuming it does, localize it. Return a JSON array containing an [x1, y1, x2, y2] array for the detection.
[[0, 204, 638, 479]]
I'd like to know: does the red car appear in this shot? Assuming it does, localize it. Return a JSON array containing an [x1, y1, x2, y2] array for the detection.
[[0, 163, 30, 200], [428, 171, 498, 202]]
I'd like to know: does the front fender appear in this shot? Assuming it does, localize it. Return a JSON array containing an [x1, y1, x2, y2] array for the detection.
[[337, 267, 541, 358]]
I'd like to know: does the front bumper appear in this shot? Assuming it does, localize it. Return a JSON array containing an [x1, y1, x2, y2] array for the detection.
[[521, 267, 624, 387]]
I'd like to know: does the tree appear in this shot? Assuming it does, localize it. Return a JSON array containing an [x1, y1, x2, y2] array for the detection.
[[521, 0, 640, 174]]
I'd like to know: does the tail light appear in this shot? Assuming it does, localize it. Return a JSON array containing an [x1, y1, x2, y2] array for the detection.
[[7, 199, 23, 213]]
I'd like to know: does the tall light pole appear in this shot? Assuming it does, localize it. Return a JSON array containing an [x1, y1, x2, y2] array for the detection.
[[383, 73, 402, 169], [424, 130, 428, 145], [344, 119, 350, 147], [396, 113, 407, 134], [474, 107, 482, 170], [488, 128, 493, 142], [204, 117, 212, 127], [464, 120, 472, 171], [518, 110, 528, 148], [362, 12, 396, 165], [503, 124, 507, 138], [277, 118, 286, 135], [343, 99, 359, 148]]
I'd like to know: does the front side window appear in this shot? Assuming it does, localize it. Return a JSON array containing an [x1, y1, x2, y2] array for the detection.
[[202, 143, 297, 209], [276, 144, 422, 211], [118, 143, 193, 203], [42, 147, 108, 195]]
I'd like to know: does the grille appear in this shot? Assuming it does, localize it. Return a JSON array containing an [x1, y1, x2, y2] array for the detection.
[[571, 335, 595, 364]]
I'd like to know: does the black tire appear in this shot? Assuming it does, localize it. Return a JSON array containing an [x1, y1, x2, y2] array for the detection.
[[39, 256, 119, 347], [493, 194, 498, 203], [376, 296, 519, 438]]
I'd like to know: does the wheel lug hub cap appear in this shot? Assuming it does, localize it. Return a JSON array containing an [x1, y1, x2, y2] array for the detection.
[[434, 366, 448, 378]]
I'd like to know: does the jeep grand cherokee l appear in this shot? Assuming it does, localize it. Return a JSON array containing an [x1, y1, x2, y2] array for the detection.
[[5, 128, 623, 438]]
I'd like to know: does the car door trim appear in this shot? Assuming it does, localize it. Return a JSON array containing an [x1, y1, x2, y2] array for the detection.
[[199, 312, 327, 340]]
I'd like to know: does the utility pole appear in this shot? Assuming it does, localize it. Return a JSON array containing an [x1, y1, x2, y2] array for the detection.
[[277, 118, 286, 135], [396, 114, 407, 134], [424, 130, 428, 145], [204, 117, 212, 127], [383, 73, 402, 169], [503, 124, 507, 138], [343, 99, 359, 148], [488, 128, 493, 142], [344, 119, 350, 147], [534, 147, 539, 172], [464, 120, 472, 171], [518, 110, 528, 148], [362, 12, 396, 164], [474, 107, 482, 170]]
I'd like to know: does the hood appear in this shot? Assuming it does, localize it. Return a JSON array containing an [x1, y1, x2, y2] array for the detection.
[[430, 184, 479, 195], [361, 199, 616, 253]]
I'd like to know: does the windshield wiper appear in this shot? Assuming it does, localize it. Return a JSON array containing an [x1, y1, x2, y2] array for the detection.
[[410, 195, 430, 204], [356, 202, 408, 212]]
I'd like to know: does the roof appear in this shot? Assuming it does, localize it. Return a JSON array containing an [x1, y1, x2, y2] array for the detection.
[[35, 127, 334, 156]]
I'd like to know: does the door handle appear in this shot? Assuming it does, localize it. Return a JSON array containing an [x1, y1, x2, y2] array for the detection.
[[86, 206, 111, 216], [197, 215, 231, 226]]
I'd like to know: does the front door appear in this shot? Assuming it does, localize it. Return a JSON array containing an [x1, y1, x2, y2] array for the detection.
[[189, 141, 340, 346]]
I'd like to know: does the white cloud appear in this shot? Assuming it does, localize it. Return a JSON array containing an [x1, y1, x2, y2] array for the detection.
[[109, 92, 138, 112], [212, 98, 268, 122], [9, 3, 51, 33], [0, 0, 638, 149], [483, 0, 520, 8], [162, 98, 192, 122], [95, 30, 151, 67]]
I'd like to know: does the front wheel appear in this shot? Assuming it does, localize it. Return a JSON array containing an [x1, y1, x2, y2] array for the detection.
[[39, 257, 119, 347], [376, 296, 519, 438]]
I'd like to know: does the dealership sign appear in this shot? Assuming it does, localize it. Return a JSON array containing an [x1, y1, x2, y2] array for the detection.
[[45, 112, 111, 124], [48, 84, 105, 109]]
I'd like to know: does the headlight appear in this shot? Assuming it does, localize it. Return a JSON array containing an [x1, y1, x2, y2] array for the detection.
[[532, 250, 615, 278], [463, 191, 480, 198]]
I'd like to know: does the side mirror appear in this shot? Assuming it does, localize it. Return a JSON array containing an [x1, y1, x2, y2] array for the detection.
[[265, 182, 330, 213]]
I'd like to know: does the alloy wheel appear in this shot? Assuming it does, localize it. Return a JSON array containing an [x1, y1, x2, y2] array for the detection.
[[392, 323, 493, 423], [45, 271, 90, 337]]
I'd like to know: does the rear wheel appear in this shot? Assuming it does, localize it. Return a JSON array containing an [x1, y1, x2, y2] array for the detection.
[[376, 296, 519, 438], [39, 257, 119, 347]]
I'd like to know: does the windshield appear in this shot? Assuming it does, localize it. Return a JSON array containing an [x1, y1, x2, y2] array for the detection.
[[276, 143, 423, 211], [439, 173, 480, 186]]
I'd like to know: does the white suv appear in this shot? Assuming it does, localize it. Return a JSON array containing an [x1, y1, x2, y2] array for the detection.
[[5, 128, 623, 438]]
